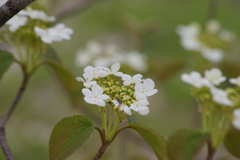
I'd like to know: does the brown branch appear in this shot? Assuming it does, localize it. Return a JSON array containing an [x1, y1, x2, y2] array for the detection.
[[0, 0, 36, 28], [0, 65, 29, 160], [206, 139, 216, 160], [55, 0, 101, 21]]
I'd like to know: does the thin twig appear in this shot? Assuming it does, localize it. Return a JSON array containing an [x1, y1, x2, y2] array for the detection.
[[0, 65, 29, 160], [206, 139, 215, 160], [55, 0, 101, 21], [206, 0, 220, 22], [0, 0, 36, 28]]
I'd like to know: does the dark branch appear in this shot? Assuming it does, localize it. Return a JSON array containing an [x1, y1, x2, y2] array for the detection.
[[0, 65, 29, 160], [0, 0, 36, 28], [55, 0, 100, 21]]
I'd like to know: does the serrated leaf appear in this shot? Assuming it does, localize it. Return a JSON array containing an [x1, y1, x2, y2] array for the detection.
[[167, 129, 209, 160], [46, 60, 81, 93], [49, 115, 95, 160], [42, 47, 61, 63], [0, 51, 14, 80], [128, 115, 139, 124], [129, 122, 168, 160], [223, 127, 240, 158]]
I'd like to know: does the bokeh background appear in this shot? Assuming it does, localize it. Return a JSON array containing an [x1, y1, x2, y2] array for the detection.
[[1, 0, 240, 159]]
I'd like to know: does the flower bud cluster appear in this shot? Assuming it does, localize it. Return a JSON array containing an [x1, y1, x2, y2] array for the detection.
[[181, 68, 240, 130], [176, 20, 235, 63], [76, 63, 158, 116]]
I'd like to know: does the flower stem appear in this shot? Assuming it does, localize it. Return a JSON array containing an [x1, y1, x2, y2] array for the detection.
[[107, 108, 113, 136], [101, 107, 107, 133], [107, 116, 120, 142]]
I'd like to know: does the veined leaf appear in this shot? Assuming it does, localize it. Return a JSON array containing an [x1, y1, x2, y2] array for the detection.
[[167, 129, 209, 160], [129, 122, 168, 160], [0, 51, 14, 80], [46, 60, 81, 93], [49, 115, 95, 160], [42, 47, 61, 63], [223, 127, 240, 158]]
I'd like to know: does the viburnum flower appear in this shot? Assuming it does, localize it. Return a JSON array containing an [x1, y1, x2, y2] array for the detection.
[[50, 23, 73, 40], [201, 47, 224, 63], [6, 15, 28, 32], [181, 71, 211, 88], [102, 63, 123, 77], [122, 74, 143, 86], [204, 68, 226, 85], [84, 66, 108, 78], [134, 79, 158, 99], [82, 85, 110, 107], [232, 109, 240, 130], [130, 100, 149, 116], [210, 88, 233, 106], [112, 100, 132, 115], [19, 8, 55, 22], [229, 76, 240, 87], [76, 72, 97, 88]]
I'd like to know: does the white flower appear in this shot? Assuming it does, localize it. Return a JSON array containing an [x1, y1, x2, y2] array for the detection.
[[76, 72, 97, 88], [210, 88, 233, 106], [112, 100, 132, 115], [50, 23, 73, 40], [134, 78, 158, 99], [6, 15, 28, 32], [206, 20, 220, 34], [84, 66, 108, 78], [181, 71, 212, 88], [232, 109, 240, 130], [82, 85, 110, 107], [19, 9, 55, 22], [130, 100, 149, 115], [122, 74, 143, 86], [204, 68, 226, 85], [201, 47, 224, 63], [75, 49, 92, 67], [125, 51, 148, 72], [229, 76, 240, 87], [102, 63, 123, 77], [219, 30, 235, 41], [34, 27, 58, 44]]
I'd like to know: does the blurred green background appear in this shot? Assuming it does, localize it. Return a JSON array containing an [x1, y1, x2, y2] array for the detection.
[[1, 0, 240, 159]]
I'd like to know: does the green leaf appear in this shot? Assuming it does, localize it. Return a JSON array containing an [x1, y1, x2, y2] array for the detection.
[[49, 115, 95, 160], [223, 127, 240, 158], [0, 51, 14, 80], [129, 122, 168, 160], [42, 47, 61, 63], [46, 60, 82, 93], [127, 115, 139, 124], [167, 129, 209, 160]]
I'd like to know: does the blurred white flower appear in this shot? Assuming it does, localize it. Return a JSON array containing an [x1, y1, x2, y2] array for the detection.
[[232, 109, 240, 130], [122, 74, 143, 86], [210, 88, 233, 106], [19, 9, 55, 22], [50, 23, 73, 40], [206, 19, 220, 34], [134, 78, 158, 99], [82, 85, 110, 107], [76, 72, 97, 88], [219, 30, 235, 41], [204, 68, 226, 85], [102, 63, 123, 77], [130, 100, 149, 115], [84, 66, 108, 78], [125, 51, 148, 72], [112, 100, 132, 115], [181, 71, 212, 88], [6, 15, 28, 32], [230, 76, 240, 87], [201, 47, 224, 62]]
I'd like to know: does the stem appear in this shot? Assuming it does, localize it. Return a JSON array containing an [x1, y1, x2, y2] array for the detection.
[[206, 0, 219, 22], [0, 65, 29, 160], [206, 139, 215, 160], [107, 116, 120, 141], [101, 107, 107, 133], [107, 108, 113, 136]]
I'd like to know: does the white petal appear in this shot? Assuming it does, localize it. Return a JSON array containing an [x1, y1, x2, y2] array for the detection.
[[84, 97, 95, 104], [122, 74, 132, 81], [111, 62, 120, 73], [132, 74, 143, 83], [114, 72, 123, 77], [136, 94, 147, 100], [98, 94, 110, 100], [76, 77, 84, 82], [92, 85, 103, 96], [134, 83, 144, 92], [143, 79, 155, 91], [138, 100, 149, 106], [138, 107, 149, 115], [124, 105, 132, 115], [130, 104, 139, 112], [82, 89, 93, 97], [123, 81, 131, 86], [96, 99, 105, 107], [84, 66, 94, 73], [145, 89, 158, 96]]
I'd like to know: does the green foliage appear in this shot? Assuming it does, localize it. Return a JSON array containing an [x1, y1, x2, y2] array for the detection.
[[129, 122, 168, 160], [49, 115, 95, 160], [127, 115, 139, 124], [0, 51, 14, 80], [167, 129, 209, 160], [46, 60, 81, 92], [223, 127, 240, 158], [42, 47, 61, 63]]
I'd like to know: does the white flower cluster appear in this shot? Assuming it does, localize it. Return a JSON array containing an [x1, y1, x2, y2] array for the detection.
[[75, 41, 148, 72], [176, 20, 235, 62], [76, 63, 157, 116], [181, 68, 232, 106], [5, 7, 73, 44]]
